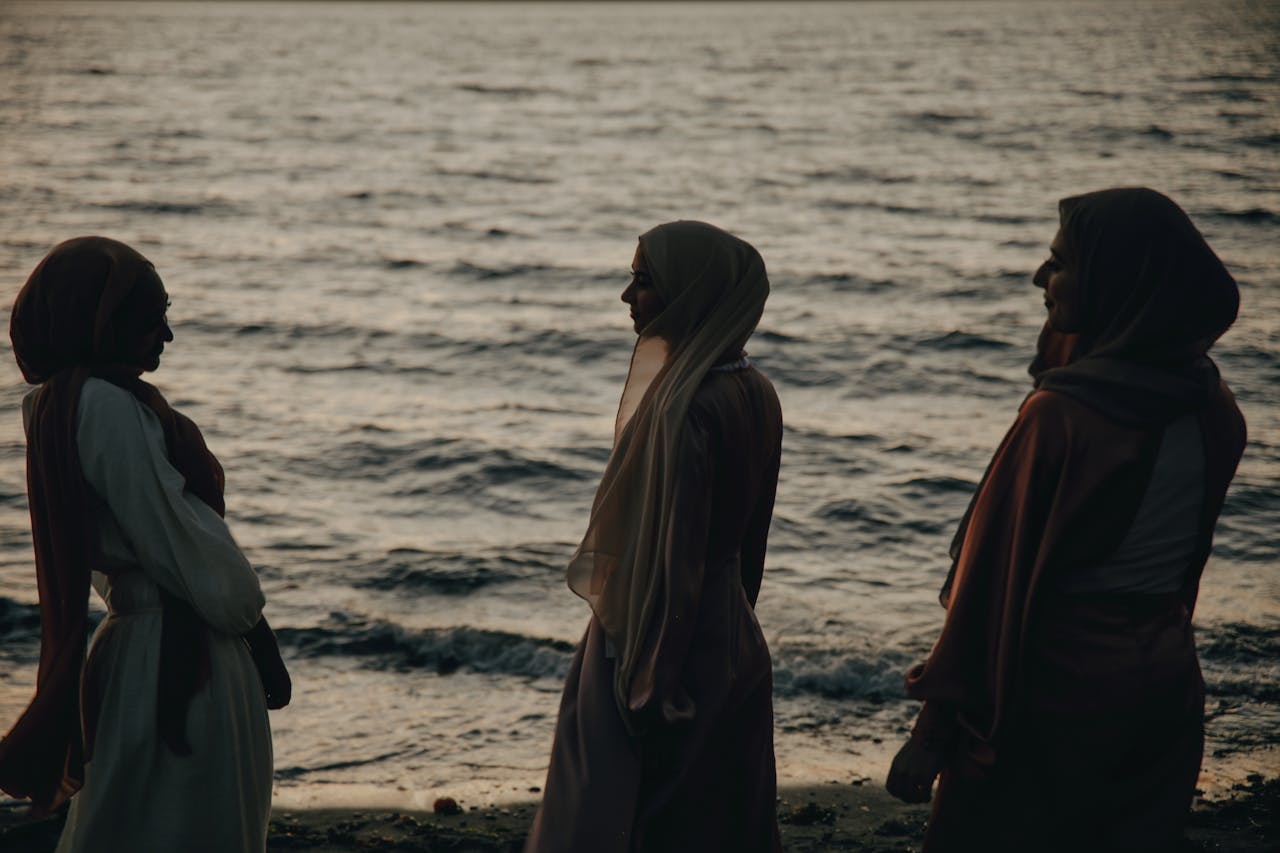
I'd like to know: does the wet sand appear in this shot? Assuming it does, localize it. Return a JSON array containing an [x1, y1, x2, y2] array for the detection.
[[2, 776, 1275, 852]]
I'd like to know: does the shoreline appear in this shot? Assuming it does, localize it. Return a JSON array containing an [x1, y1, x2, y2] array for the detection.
[[3, 776, 1275, 852]]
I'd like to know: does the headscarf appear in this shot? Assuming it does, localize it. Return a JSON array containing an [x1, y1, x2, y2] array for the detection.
[[0, 237, 223, 814], [947, 188, 1241, 581], [567, 221, 768, 732], [1029, 187, 1239, 427]]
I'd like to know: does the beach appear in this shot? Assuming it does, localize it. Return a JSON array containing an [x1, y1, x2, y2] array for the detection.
[[1, 0, 1276, 836], [3, 778, 1277, 852]]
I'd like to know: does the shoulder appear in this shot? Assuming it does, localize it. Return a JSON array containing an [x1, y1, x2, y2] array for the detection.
[[1013, 389, 1111, 438], [79, 377, 141, 420], [687, 365, 783, 443], [993, 390, 1092, 468], [78, 377, 162, 443]]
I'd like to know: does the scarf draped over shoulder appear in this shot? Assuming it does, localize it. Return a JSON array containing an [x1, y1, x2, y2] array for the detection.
[[567, 221, 769, 734], [905, 188, 1246, 764]]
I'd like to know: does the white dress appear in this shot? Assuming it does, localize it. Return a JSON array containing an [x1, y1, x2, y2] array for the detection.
[[34, 378, 273, 853]]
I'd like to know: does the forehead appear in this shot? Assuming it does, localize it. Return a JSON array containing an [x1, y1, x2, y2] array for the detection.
[[129, 266, 168, 306], [1049, 228, 1067, 253], [631, 241, 651, 272]]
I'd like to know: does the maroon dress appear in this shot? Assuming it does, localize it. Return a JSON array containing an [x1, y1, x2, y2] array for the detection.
[[527, 366, 783, 853]]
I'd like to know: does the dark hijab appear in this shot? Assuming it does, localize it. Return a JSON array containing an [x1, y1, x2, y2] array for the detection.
[[1030, 187, 1239, 427], [0, 237, 223, 814]]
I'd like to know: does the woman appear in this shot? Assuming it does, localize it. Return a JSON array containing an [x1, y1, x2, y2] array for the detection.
[[886, 188, 1247, 853], [526, 222, 784, 853], [0, 237, 289, 852]]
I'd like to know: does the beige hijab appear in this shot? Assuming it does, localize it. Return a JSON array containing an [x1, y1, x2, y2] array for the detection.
[[567, 221, 769, 729]]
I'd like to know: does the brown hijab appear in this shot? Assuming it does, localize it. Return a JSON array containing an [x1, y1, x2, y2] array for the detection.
[[567, 221, 769, 733], [0, 237, 224, 814], [1029, 187, 1239, 427]]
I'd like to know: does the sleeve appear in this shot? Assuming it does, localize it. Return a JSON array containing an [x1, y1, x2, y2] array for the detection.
[[740, 404, 781, 608], [76, 380, 264, 636], [626, 405, 715, 726]]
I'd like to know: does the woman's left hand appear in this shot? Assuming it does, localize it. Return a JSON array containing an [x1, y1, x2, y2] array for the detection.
[[885, 736, 946, 804], [245, 617, 292, 710]]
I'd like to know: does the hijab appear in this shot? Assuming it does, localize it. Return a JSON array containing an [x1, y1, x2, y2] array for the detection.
[[947, 188, 1240, 576], [567, 221, 768, 732], [0, 237, 223, 814], [1030, 187, 1239, 427]]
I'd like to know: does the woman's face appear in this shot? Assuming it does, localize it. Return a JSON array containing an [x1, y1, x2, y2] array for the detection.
[[1033, 228, 1083, 333], [621, 242, 666, 335], [119, 272, 174, 371]]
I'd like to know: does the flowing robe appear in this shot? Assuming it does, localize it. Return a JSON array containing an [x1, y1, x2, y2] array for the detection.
[[527, 366, 783, 853], [906, 384, 1246, 853], [48, 378, 273, 853]]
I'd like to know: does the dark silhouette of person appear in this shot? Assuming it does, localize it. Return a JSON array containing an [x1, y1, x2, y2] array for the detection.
[[526, 222, 783, 852], [887, 188, 1246, 853], [0, 236, 290, 852]]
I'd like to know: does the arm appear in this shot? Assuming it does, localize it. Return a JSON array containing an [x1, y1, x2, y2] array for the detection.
[[740, 423, 780, 608], [244, 617, 291, 709], [76, 379, 264, 635], [885, 699, 959, 803]]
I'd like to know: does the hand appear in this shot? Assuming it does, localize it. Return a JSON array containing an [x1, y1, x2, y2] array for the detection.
[[245, 617, 292, 710], [885, 737, 947, 804], [254, 644, 292, 710]]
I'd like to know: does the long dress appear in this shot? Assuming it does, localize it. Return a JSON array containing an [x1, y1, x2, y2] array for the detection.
[[527, 365, 784, 853], [43, 378, 273, 853], [906, 383, 1246, 853]]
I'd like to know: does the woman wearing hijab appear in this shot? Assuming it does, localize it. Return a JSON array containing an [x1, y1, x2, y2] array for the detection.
[[886, 188, 1246, 852], [0, 237, 289, 852], [526, 222, 784, 853]]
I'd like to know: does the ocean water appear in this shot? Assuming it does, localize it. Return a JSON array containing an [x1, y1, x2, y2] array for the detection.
[[0, 0, 1276, 810]]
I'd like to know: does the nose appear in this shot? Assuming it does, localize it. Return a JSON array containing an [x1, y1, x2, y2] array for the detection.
[[1032, 263, 1048, 290], [621, 281, 636, 305], [161, 320, 174, 342]]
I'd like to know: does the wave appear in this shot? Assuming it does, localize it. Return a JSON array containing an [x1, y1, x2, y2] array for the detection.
[[276, 617, 576, 679], [0, 597, 39, 644], [813, 498, 950, 538], [815, 198, 937, 218], [92, 199, 237, 216], [456, 83, 546, 98], [446, 261, 563, 280], [973, 212, 1037, 226], [914, 331, 1015, 352], [1222, 479, 1280, 515], [382, 258, 426, 270], [801, 272, 896, 293], [894, 476, 976, 496], [773, 645, 915, 701], [905, 110, 983, 125], [1204, 206, 1278, 225], [1237, 133, 1280, 149], [352, 543, 569, 595], [802, 167, 914, 185], [0, 597, 103, 654], [277, 613, 923, 702], [1199, 623, 1280, 666], [437, 169, 554, 185]]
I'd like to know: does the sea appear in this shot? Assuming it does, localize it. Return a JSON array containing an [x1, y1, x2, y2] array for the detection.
[[0, 0, 1276, 812]]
